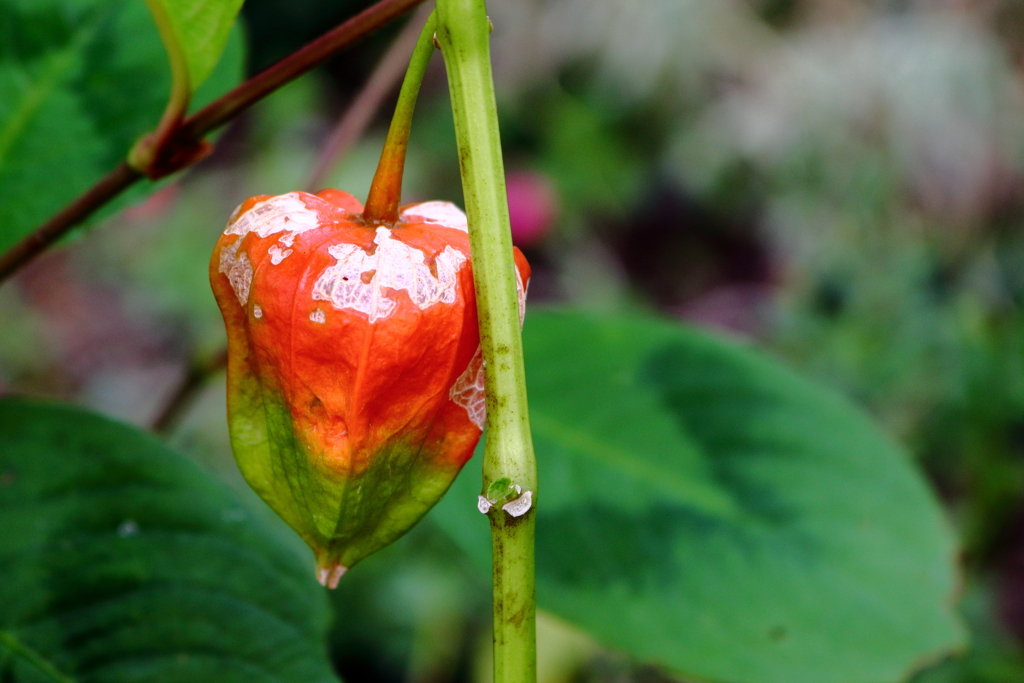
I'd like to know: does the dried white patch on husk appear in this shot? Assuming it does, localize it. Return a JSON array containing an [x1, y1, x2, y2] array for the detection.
[[477, 495, 493, 514], [253, 304, 262, 318], [228, 254, 253, 305], [268, 244, 293, 265], [400, 201, 468, 233], [450, 348, 486, 429], [312, 227, 468, 323], [310, 308, 326, 324], [515, 265, 527, 325], [218, 238, 239, 273], [449, 267, 528, 428], [225, 192, 320, 265], [218, 239, 253, 305], [225, 192, 320, 238]]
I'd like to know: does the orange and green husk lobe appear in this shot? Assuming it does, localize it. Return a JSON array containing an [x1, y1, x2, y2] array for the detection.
[[224, 357, 474, 582]]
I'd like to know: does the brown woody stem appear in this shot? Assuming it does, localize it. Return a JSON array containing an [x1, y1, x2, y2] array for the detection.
[[0, 0, 427, 287], [181, 0, 425, 141], [0, 163, 142, 283]]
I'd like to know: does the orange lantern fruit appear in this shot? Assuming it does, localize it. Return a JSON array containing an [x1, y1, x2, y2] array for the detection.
[[211, 189, 529, 587]]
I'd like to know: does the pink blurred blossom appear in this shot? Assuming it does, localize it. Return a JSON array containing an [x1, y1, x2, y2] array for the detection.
[[506, 170, 558, 247]]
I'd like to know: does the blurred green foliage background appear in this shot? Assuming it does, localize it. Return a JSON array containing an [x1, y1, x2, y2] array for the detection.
[[4, 0, 1024, 681]]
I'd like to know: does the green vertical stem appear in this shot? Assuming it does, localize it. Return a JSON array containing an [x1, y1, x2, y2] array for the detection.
[[435, 2, 537, 683], [362, 11, 437, 224]]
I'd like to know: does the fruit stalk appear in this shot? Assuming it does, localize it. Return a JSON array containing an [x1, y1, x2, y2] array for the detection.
[[363, 11, 437, 223]]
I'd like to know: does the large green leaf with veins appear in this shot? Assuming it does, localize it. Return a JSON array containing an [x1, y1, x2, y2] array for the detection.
[[431, 309, 965, 683], [0, 398, 339, 683], [0, 0, 244, 254]]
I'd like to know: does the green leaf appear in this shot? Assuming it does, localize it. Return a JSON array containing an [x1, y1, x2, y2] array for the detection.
[[148, 0, 246, 91], [0, 398, 340, 683], [0, 0, 245, 255], [431, 309, 965, 683]]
